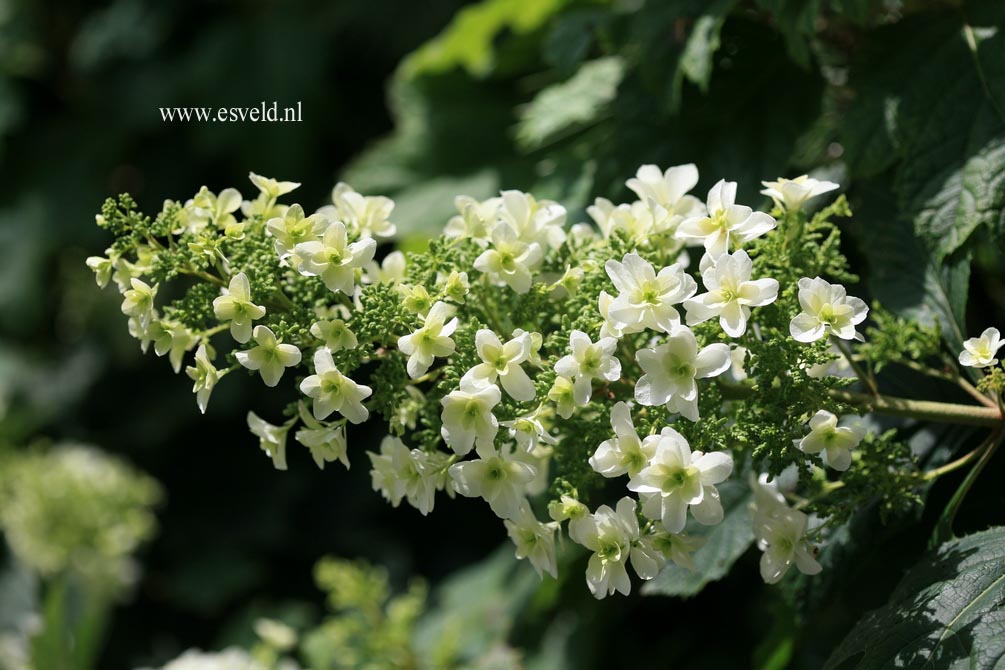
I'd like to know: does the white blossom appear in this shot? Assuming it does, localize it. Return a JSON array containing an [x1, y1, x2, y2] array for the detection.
[[473, 222, 544, 294], [501, 413, 557, 452], [760, 175, 839, 212], [295, 402, 348, 470], [152, 320, 197, 373], [684, 250, 778, 337], [677, 180, 776, 257], [628, 428, 733, 533], [310, 318, 358, 351], [575, 497, 640, 599], [438, 270, 471, 303], [330, 182, 396, 238], [462, 329, 535, 401], [448, 445, 536, 519], [498, 189, 566, 250], [247, 412, 290, 471], [397, 301, 459, 379], [504, 499, 559, 579], [589, 402, 657, 478], [440, 378, 502, 456], [634, 326, 730, 421], [86, 255, 113, 288], [547, 376, 578, 419], [367, 436, 439, 515], [604, 253, 696, 333], [789, 277, 868, 343], [121, 278, 158, 330], [755, 507, 822, 584], [299, 349, 372, 423], [794, 410, 864, 471], [266, 204, 327, 263], [444, 195, 500, 243], [185, 344, 219, 414], [554, 330, 621, 405], [212, 272, 266, 344], [295, 221, 377, 295], [363, 250, 406, 285], [959, 327, 1004, 368], [235, 326, 302, 387], [646, 531, 704, 571], [625, 163, 706, 233]]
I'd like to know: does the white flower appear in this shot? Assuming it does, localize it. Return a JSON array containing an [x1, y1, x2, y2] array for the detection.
[[310, 319, 358, 351], [501, 413, 557, 452], [121, 278, 158, 329], [448, 445, 536, 519], [330, 182, 396, 238], [598, 291, 623, 339], [188, 186, 242, 231], [755, 507, 821, 584], [247, 412, 290, 471], [576, 497, 640, 598], [625, 163, 706, 232], [249, 172, 300, 200], [86, 255, 113, 288], [299, 349, 372, 423], [589, 402, 657, 478], [295, 402, 348, 470], [677, 180, 776, 257], [604, 253, 696, 333], [473, 222, 544, 294], [628, 428, 733, 533], [760, 175, 839, 212], [440, 379, 502, 456], [397, 301, 459, 379], [635, 327, 730, 421], [212, 273, 266, 344], [462, 329, 535, 401], [398, 284, 434, 315], [547, 376, 578, 419], [646, 531, 704, 571], [367, 437, 439, 515], [789, 277, 868, 343], [504, 499, 559, 579], [750, 471, 789, 528], [266, 204, 328, 263], [152, 320, 197, 373], [185, 345, 219, 414], [295, 221, 377, 295], [959, 327, 1004, 368], [444, 195, 500, 243], [364, 250, 406, 285], [684, 250, 778, 337], [498, 189, 566, 250], [438, 270, 470, 303], [153, 647, 257, 670], [235, 326, 301, 387], [589, 199, 658, 240], [554, 330, 621, 405], [794, 410, 864, 471]]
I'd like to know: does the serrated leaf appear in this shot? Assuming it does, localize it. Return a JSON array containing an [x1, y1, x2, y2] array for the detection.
[[825, 526, 1005, 670], [516, 57, 625, 150], [641, 478, 753, 597]]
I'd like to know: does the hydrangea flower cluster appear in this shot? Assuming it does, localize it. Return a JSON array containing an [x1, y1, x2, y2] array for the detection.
[[88, 168, 1004, 597]]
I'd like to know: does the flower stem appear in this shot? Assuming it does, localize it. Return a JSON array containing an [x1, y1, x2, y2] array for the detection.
[[832, 336, 878, 396], [830, 390, 1003, 428], [929, 430, 1003, 547]]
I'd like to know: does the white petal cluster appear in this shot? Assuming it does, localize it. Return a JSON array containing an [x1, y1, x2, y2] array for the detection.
[[604, 253, 696, 334], [236, 326, 302, 387], [212, 273, 266, 343], [299, 349, 372, 424], [462, 329, 536, 401], [635, 327, 730, 421], [794, 410, 864, 471], [677, 180, 776, 257], [295, 222, 377, 295], [368, 436, 444, 515], [684, 250, 778, 337], [449, 444, 537, 519], [749, 474, 822, 584], [554, 330, 621, 406], [761, 175, 839, 212], [789, 277, 868, 342], [959, 327, 1004, 368], [398, 302, 459, 379]]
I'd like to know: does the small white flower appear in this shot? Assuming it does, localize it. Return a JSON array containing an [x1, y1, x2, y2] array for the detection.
[[789, 277, 869, 343], [554, 330, 621, 405], [367, 436, 439, 515], [448, 445, 537, 519], [295, 402, 348, 470], [330, 182, 396, 238], [604, 253, 696, 334], [589, 402, 658, 478], [504, 499, 559, 579], [185, 345, 219, 414], [684, 250, 778, 337], [473, 222, 544, 294], [265, 204, 328, 264], [444, 195, 500, 243], [439, 379, 502, 456], [501, 412, 557, 452], [575, 497, 640, 599], [212, 272, 266, 344], [756, 507, 822, 584], [121, 278, 158, 330], [646, 531, 705, 571], [438, 270, 471, 303], [959, 327, 1004, 368], [152, 320, 197, 373], [397, 301, 459, 379], [364, 250, 406, 285], [589, 199, 659, 240], [188, 186, 242, 231], [295, 221, 377, 295], [235, 325, 302, 387], [462, 329, 536, 402], [625, 163, 706, 233], [247, 412, 290, 471], [760, 175, 839, 212], [628, 429, 733, 533], [547, 376, 578, 419], [299, 349, 372, 423], [310, 318, 358, 351], [498, 189, 567, 251], [795, 410, 864, 471], [398, 284, 434, 315], [249, 171, 300, 199], [676, 180, 776, 257], [86, 255, 113, 288], [635, 326, 730, 421]]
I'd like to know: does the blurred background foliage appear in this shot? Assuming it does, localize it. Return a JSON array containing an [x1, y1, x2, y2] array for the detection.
[[1, 0, 1004, 668]]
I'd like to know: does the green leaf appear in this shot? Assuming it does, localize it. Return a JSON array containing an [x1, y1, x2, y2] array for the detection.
[[516, 56, 625, 150], [825, 526, 1005, 670], [641, 478, 753, 597], [677, 0, 735, 94]]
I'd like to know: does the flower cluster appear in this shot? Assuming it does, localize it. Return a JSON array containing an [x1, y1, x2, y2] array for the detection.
[[90, 167, 991, 597]]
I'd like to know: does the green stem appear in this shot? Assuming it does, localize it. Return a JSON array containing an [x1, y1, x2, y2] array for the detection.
[[830, 390, 1003, 428], [900, 358, 997, 408], [832, 336, 878, 396], [929, 430, 1003, 548]]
